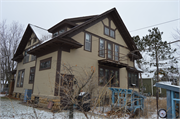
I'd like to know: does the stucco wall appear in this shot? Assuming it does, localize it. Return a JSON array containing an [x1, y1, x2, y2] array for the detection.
[[33, 51, 58, 96], [14, 60, 35, 94], [60, 17, 137, 97]]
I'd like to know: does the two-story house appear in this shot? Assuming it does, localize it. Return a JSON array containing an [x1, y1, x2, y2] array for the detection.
[[12, 8, 142, 103]]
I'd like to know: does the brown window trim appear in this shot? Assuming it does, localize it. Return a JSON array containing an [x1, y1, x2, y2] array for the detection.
[[84, 32, 92, 52], [16, 69, 25, 88], [104, 25, 115, 39], [98, 38, 105, 58], [98, 65, 119, 87], [39, 57, 52, 71], [29, 66, 35, 84]]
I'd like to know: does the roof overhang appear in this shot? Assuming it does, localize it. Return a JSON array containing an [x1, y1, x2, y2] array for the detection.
[[156, 82, 180, 92], [126, 66, 143, 73], [98, 59, 128, 68], [12, 54, 24, 62], [7, 70, 17, 75], [28, 37, 83, 57]]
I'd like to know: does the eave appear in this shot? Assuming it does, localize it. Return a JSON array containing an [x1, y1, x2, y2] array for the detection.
[[98, 59, 128, 68], [12, 54, 24, 62], [126, 66, 143, 73], [28, 37, 83, 57]]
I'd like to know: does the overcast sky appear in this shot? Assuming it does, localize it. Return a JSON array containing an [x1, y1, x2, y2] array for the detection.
[[1, 0, 179, 47]]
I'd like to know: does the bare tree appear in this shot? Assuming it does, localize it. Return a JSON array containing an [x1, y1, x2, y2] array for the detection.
[[0, 20, 24, 91]]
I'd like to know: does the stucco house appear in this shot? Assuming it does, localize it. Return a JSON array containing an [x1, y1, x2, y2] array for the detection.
[[12, 8, 142, 103]]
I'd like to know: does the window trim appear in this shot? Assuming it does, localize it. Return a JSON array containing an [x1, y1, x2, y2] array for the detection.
[[39, 57, 52, 71], [29, 67, 35, 84], [84, 32, 92, 52], [99, 38, 105, 58]]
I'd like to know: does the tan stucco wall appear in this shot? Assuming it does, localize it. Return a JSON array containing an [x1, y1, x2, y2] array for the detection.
[[14, 60, 35, 94], [102, 18, 109, 26], [33, 51, 58, 96]]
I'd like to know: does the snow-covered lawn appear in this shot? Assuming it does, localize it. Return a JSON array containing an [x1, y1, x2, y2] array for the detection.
[[0, 97, 107, 119], [0, 96, 163, 119]]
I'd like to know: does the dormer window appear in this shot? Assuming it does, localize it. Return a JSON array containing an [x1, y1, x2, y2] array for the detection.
[[59, 29, 65, 35], [53, 32, 58, 37]]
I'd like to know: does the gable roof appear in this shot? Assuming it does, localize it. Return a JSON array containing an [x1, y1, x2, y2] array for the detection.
[[48, 15, 97, 32], [13, 8, 142, 60], [56, 8, 142, 58], [13, 24, 52, 59]]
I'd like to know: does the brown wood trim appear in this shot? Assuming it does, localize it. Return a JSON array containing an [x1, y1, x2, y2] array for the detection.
[[54, 48, 62, 96], [29, 66, 35, 84], [39, 57, 52, 71], [101, 20, 105, 26], [84, 30, 128, 49], [84, 32, 92, 52], [32, 57, 38, 93]]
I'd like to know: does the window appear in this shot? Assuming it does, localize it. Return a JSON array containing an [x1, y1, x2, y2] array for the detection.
[[39, 57, 52, 70], [99, 39, 105, 57], [114, 45, 119, 61], [107, 42, 113, 59], [59, 29, 65, 35], [128, 72, 138, 88], [99, 66, 119, 87], [33, 37, 37, 43], [31, 55, 36, 61], [53, 32, 58, 37], [104, 26, 115, 38], [16, 69, 25, 87], [29, 67, 35, 84], [28, 40, 31, 46], [84, 33, 92, 51], [23, 49, 30, 63]]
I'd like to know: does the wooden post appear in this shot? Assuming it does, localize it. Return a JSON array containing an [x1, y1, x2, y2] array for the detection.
[[166, 90, 172, 118]]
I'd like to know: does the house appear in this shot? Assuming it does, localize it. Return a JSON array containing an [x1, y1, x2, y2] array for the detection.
[[140, 70, 173, 97], [12, 8, 142, 103]]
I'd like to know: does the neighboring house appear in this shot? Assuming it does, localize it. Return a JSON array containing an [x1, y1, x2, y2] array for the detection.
[[140, 71, 172, 97], [12, 8, 142, 102]]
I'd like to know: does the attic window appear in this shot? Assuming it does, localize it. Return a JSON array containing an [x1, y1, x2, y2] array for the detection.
[[33, 37, 37, 43], [104, 26, 115, 38], [53, 32, 58, 37], [59, 29, 65, 35], [28, 40, 31, 46]]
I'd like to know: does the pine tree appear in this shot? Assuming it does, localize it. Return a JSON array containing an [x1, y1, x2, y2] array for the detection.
[[133, 27, 178, 116]]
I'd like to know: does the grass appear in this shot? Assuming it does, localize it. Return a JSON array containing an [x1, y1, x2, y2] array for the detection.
[[142, 97, 167, 118]]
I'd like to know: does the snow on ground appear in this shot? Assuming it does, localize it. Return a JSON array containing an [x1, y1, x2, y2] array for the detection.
[[0, 97, 162, 119]]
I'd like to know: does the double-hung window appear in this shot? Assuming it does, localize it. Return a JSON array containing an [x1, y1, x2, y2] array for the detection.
[[107, 42, 113, 59], [16, 69, 25, 87], [84, 33, 92, 51], [29, 67, 35, 84], [99, 39, 105, 57], [114, 44, 119, 61], [128, 72, 138, 88]]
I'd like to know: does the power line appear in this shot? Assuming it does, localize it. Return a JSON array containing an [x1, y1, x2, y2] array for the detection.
[[130, 18, 180, 32]]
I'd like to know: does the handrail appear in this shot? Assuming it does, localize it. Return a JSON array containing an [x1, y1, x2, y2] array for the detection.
[[98, 49, 129, 64]]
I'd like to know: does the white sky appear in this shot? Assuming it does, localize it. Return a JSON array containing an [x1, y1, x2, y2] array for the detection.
[[0, 0, 180, 52]]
